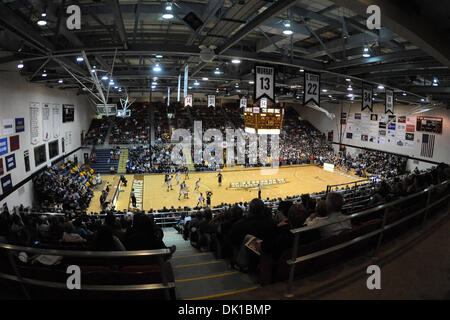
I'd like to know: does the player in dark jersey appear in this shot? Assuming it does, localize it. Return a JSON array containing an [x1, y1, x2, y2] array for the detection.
[[217, 173, 222, 186]]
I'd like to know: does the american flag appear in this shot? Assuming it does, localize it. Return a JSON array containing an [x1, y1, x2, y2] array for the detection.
[[420, 133, 435, 158]]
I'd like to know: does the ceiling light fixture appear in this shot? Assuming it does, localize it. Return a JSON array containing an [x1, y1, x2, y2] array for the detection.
[[76, 56, 84, 62], [231, 59, 241, 64], [282, 20, 293, 35], [42, 70, 47, 77], [162, 2, 174, 19], [377, 85, 384, 90], [152, 63, 161, 72], [17, 61, 24, 69], [58, 79, 63, 84]]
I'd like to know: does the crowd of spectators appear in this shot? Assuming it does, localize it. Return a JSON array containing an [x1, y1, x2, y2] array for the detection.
[[33, 162, 94, 212]]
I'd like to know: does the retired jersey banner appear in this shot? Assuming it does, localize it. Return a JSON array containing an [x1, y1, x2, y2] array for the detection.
[[9, 135, 19, 151], [0, 138, 7, 156], [183, 65, 189, 98], [207, 95, 215, 108], [52, 104, 60, 138], [3, 119, 14, 136], [184, 94, 192, 107], [5, 154, 15, 171], [362, 82, 373, 112], [385, 89, 394, 114], [42, 103, 51, 141], [303, 71, 320, 106], [254, 65, 275, 102], [240, 97, 247, 108], [15, 118, 25, 133]]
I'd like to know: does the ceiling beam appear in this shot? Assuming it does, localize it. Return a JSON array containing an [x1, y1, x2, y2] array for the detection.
[[327, 0, 450, 68], [110, 0, 128, 49]]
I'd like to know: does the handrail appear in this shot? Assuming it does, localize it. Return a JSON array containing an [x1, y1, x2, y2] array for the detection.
[[284, 179, 450, 297], [0, 243, 175, 299], [290, 180, 448, 235], [0, 242, 171, 257]]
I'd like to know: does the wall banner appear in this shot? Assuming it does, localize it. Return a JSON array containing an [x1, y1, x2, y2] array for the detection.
[[15, 118, 25, 133], [5, 154, 16, 171], [3, 119, 14, 136], [30, 102, 41, 145], [1, 174, 12, 194], [52, 104, 61, 138], [42, 103, 51, 141], [0, 138, 8, 156], [9, 135, 19, 151]]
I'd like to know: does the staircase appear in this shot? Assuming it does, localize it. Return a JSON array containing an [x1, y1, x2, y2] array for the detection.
[[117, 149, 129, 174], [183, 146, 195, 171], [90, 149, 118, 174]]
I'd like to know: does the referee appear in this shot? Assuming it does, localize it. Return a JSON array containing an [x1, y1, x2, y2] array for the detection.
[[258, 183, 262, 199]]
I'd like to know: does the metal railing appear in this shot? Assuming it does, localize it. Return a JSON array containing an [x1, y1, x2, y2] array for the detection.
[[285, 179, 450, 297], [0, 243, 175, 300]]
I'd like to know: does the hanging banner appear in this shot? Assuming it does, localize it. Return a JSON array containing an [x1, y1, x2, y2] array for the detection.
[[184, 94, 192, 107], [24, 150, 30, 172], [260, 97, 268, 108], [65, 131, 73, 148], [362, 82, 373, 112], [15, 118, 25, 133], [167, 87, 171, 107], [184, 65, 189, 98], [207, 95, 215, 108], [385, 89, 394, 114], [3, 119, 14, 136], [30, 102, 40, 145], [42, 103, 50, 141], [177, 74, 181, 102], [62, 104, 75, 122], [303, 71, 320, 106], [240, 97, 247, 108], [254, 65, 275, 102], [0, 158, 3, 176], [52, 104, 60, 138]]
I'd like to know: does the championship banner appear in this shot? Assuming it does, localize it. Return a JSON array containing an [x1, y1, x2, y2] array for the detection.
[[254, 65, 275, 102], [3, 119, 14, 135], [52, 104, 60, 138], [303, 71, 320, 106], [9, 135, 19, 152], [5, 154, 15, 171], [362, 82, 373, 112], [184, 94, 192, 107], [207, 95, 215, 108], [15, 118, 25, 133], [42, 103, 50, 141], [183, 65, 189, 98], [240, 97, 247, 108], [260, 97, 268, 108], [385, 89, 394, 114]]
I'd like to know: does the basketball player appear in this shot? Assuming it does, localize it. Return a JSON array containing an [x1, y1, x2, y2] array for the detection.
[[184, 166, 189, 179], [217, 172, 223, 186], [197, 193, 205, 207], [206, 191, 213, 207], [194, 178, 200, 191], [178, 181, 188, 200], [175, 171, 181, 185], [167, 175, 173, 191], [164, 173, 169, 186]]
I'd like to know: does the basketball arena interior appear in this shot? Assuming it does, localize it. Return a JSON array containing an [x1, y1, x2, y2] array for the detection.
[[0, 0, 449, 303]]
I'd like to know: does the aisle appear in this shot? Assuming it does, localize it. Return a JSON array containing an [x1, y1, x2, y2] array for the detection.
[[163, 228, 259, 300]]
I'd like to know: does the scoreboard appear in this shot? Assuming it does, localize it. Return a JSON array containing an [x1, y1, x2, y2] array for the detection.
[[243, 106, 284, 134]]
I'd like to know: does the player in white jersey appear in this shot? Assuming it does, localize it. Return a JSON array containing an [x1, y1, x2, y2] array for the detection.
[[176, 171, 181, 185], [167, 176, 173, 191], [194, 178, 200, 191], [197, 193, 205, 207]]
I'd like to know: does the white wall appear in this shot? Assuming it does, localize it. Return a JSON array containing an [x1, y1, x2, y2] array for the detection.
[[292, 101, 450, 166], [0, 64, 95, 210]]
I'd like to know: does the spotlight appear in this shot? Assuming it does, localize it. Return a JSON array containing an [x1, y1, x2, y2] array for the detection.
[[347, 86, 353, 91], [322, 89, 328, 93], [403, 92, 407, 96], [202, 77, 209, 81], [377, 85, 384, 90], [76, 56, 84, 62], [58, 79, 63, 84], [162, 3, 174, 20], [37, 19, 47, 26], [42, 70, 47, 77], [17, 61, 24, 69], [283, 20, 293, 35], [214, 68, 221, 75], [345, 78, 351, 82], [299, 69, 304, 72], [194, 80, 200, 86], [249, 80, 254, 84], [155, 54, 163, 58], [153, 63, 162, 72], [231, 59, 241, 64], [102, 75, 108, 80]]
